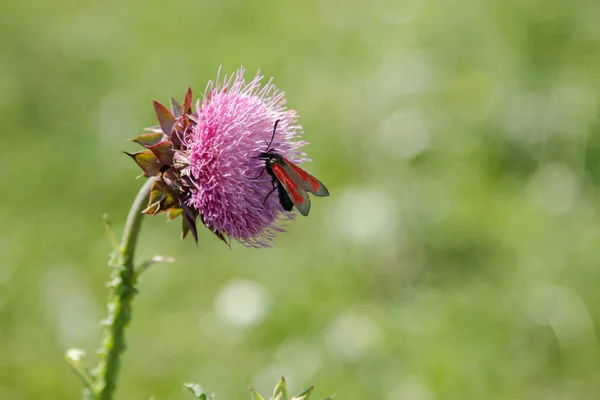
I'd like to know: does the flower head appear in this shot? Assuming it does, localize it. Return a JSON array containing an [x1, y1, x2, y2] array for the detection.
[[126, 67, 307, 247], [249, 376, 333, 400]]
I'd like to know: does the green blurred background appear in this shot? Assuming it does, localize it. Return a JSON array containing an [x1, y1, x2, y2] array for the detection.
[[3, 0, 600, 398]]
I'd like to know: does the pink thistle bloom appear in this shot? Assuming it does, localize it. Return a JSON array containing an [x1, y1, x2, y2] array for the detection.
[[126, 67, 308, 247], [183, 68, 307, 247]]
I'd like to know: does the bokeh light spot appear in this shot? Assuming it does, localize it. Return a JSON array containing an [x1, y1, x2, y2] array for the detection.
[[325, 311, 382, 360], [214, 279, 270, 328]]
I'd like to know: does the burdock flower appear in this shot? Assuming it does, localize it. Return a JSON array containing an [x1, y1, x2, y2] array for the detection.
[[126, 67, 307, 247]]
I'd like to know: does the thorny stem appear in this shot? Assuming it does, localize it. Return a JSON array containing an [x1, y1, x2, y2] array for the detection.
[[88, 177, 156, 400]]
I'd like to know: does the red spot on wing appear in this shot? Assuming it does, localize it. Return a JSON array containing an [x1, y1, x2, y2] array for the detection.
[[281, 157, 328, 195], [270, 162, 307, 206]]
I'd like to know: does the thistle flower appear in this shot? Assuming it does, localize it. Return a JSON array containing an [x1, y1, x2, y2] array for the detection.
[[249, 377, 333, 400], [185, 377, 332, 400], [126, 67, 307, 247]]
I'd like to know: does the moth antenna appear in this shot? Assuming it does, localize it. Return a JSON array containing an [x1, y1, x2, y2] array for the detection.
[[264, 119, 280, 152]]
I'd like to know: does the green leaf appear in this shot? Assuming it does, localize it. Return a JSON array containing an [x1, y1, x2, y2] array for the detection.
[[124, 150, 161, 176], [153, 100, 176, 135], [102, 213, 120, 252], [273, 377, 288, 400], [134, 255, 175, 279]]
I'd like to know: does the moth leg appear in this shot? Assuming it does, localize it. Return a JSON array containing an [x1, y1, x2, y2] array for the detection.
[[249, 167, 266, 180], [262, 180, 278, 206]]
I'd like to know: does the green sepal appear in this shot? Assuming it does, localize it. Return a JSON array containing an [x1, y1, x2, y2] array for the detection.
[[142, 180, 180, 215], [170, 97, 182, 118], [159, 184, 179, 211], [143, 125, 163, 133], [153, 100, 176, 135], [250, 388, 266, 400], [148, 141, 174, 165], [180, 199, 199, 243], [142, 202, 160, 215], [181, 215, 191, 239], [170, 113, 191, 148], [272, 377, 288, 400], [291, 386, 314, 400], [173, 152, 190, 169], [250, 378, 331, 400], [199, 213, 230, 246], [168, 207, 182, 221], [131, 132, 165, 148], [182, 87, 193, 114], [143, 180, 165, 214], [124, 150, 161, 177], [163, 169, 182, 191]]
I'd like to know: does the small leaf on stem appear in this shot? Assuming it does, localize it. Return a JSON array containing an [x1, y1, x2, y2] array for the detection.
[[184, 383, 213, 399], [65, 348, 95, 395], [102, 213, 120, 252], [135, 255, 175, 278]]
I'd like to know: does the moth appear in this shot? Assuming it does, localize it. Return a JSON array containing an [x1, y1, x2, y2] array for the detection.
[[256, 120, 329, 216]]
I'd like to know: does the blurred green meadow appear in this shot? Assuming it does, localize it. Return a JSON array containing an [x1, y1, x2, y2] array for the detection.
[[3, 0, 600, 398]]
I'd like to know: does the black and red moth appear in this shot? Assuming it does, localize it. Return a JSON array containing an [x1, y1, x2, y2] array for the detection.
[[257, 120, 329, 216]]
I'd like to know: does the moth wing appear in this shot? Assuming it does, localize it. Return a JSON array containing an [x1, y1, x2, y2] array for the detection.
[[281, 157, 330, 197], [270, 162, 312, 216], [277, 182, 295, 212]]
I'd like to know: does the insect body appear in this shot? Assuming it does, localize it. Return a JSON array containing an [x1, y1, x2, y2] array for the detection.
[[257, 120, 329, 216]]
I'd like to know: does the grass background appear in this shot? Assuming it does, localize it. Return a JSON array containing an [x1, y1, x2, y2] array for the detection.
[[3, 0, 600, 398]]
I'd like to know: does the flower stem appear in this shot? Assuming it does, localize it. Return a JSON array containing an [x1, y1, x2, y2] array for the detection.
[[91, 177, 156, 400]]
